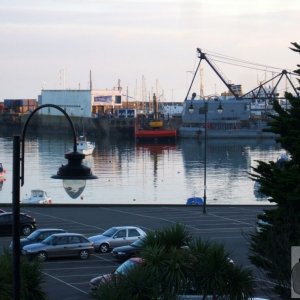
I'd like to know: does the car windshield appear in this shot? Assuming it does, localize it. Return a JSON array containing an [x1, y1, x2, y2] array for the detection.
[[131, 238, 144, 247], [102, 227, 118, 237], [26, 230, 41, 240], [41, 235, 54, 245], [115, 259, 138, 275]]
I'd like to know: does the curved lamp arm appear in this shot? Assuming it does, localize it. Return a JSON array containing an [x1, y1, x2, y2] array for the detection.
[[20, 104, 78, 186]]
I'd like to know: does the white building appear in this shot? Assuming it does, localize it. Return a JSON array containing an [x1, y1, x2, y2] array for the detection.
[[39, 89, 123, 117]]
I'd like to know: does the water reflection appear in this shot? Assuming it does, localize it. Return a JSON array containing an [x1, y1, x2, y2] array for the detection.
[[0, 134, 281, 205]]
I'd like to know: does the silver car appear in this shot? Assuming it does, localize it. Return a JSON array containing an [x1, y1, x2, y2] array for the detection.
[[88, 226, 146, 253], [22, 232, 94, 261]]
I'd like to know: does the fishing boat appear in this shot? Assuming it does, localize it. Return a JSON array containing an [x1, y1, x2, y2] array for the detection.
[[135, 94, 177, 142], [22, 190, 52, 204], [76, 136, 95, 155]]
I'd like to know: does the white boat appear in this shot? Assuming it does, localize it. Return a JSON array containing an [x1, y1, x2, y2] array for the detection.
[[76, 136, 95, 156], [22, 190, 52, 204]]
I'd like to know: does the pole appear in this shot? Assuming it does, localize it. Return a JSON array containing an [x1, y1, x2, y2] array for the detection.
[[203, 102, 207, 214], [12, 136, 21, 300]]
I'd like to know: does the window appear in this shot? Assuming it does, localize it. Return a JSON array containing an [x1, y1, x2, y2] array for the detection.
[[128, 229, 140, 237], [115, 230, 126, 238], [69, 236, 81, 244]]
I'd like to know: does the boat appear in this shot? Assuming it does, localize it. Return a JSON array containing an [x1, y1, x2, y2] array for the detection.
[[22, 190, 52, 204], [0, 163, 6, 178], [186, 197, 204, 205], [179, 97, 277, 139], [135, 94, 177, 142], [76, 136, 95, 155]]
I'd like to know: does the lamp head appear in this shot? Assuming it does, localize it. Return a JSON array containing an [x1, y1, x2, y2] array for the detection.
[[52, 151, 97, 199], [188, 103, 194, 114], [217, 103, 224, 114]]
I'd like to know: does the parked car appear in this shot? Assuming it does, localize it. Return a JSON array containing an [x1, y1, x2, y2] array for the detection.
[[111, 237, 145, 261], [22, 233, 94, 261], [9, 228, 66, 251], [0, 212, 36, 236], [88, 226, 147, 253], [90, 257, 144, 290]]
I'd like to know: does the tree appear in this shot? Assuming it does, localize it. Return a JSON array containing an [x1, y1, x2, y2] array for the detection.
[[249, 42, 300, 298]]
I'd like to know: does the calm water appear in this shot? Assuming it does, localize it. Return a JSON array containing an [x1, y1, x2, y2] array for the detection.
[[0, 133, 281, 205]]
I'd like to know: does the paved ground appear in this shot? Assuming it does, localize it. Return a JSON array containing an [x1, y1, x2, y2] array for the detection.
[[0, 205, 277, 299]]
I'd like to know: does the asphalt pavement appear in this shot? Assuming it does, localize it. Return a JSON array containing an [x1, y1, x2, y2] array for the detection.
[[0, 204, 277, 299]]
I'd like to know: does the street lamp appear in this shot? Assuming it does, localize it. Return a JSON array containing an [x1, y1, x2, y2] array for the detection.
[[188, 92, 197, 114], [203, 100, 208, 214], [12, 104, 97, 300]]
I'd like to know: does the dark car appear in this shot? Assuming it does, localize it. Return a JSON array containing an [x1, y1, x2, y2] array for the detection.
[[90, 257, 144, 290], [22, 233, 94, 261], [0, 212, 36, 236], [9, 228, 66, 251], [111, 238, 145, 261]]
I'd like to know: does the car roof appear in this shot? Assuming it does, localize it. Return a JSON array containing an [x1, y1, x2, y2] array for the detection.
[[129, 257, 144, 264], [111, 226, 142, 229], [50, 233, 84, 237], [35, 228, 65, 232]]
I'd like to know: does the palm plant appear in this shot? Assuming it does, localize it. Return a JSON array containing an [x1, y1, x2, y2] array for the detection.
[[94, 224, 254, 300], [188, 239, 254, 299], [93, 264, 159, 300], [0, 249, 46, 300]]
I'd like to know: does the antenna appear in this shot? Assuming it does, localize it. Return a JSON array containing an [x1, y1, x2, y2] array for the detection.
[[200, 68, 204, 98], [89, 70, 92, 90]]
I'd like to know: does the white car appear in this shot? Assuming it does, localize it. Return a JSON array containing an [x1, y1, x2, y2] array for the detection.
[[88, 226, 146, 253]]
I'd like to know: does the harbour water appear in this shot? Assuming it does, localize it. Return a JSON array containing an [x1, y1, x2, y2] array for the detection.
[[0, 133, 282, 205]]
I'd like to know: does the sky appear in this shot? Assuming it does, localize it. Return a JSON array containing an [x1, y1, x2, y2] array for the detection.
[[1, 0, 300, 102]]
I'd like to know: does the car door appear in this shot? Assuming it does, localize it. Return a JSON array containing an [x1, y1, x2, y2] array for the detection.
[[0, 214, 12, 235], [67, 235, 83, 256], [110, 229, 128, 248], [127, 228, 142, 244], [48, 236, 69, 258]]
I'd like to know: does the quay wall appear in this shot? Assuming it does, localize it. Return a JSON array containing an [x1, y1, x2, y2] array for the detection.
[[0, 113, 182, 138], [0, 113, 136, 138]]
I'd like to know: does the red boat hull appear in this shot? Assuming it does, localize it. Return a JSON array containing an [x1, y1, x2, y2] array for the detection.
[[135, 129, 177, 139]]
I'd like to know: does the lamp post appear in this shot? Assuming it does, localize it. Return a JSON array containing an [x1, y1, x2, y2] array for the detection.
[[12, 104, 97, 300], [203, 101, 208, 214], [203, 100, 223, 214]]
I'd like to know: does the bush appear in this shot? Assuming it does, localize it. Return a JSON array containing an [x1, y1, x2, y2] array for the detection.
[[0, 249, 46, 300]]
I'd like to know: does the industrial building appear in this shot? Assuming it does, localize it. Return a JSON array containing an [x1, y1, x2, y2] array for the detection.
[[38, 88, 123, 118]]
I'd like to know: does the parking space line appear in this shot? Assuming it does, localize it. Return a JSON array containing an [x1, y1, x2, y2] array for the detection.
[[42, 271, 89, 295], [24, 210, 106, 230]]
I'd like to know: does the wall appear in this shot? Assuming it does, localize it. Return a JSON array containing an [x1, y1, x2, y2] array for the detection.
[[40, 90, 92, 117]]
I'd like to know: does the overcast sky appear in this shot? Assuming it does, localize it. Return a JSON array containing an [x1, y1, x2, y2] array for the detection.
[[1, 0, 299, 102]]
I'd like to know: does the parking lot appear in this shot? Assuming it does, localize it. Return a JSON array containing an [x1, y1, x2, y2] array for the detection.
[[0, 204, 276, 299]]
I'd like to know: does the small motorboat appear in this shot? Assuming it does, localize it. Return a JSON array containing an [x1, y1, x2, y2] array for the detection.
[[76, 136, 95, 156], [22, 190, 52, 204], [186, 197, 204, 205]]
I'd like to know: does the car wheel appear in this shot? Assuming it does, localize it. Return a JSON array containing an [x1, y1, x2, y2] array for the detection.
[[99, 243, 109, 253], [21, 226, 32, 236], [79, 249, 89, 260], [37, 251, 47, 262]]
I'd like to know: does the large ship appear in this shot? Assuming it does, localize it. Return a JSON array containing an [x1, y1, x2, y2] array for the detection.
[[179, 96, 276, 139], [179, 48, 299, 139]]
